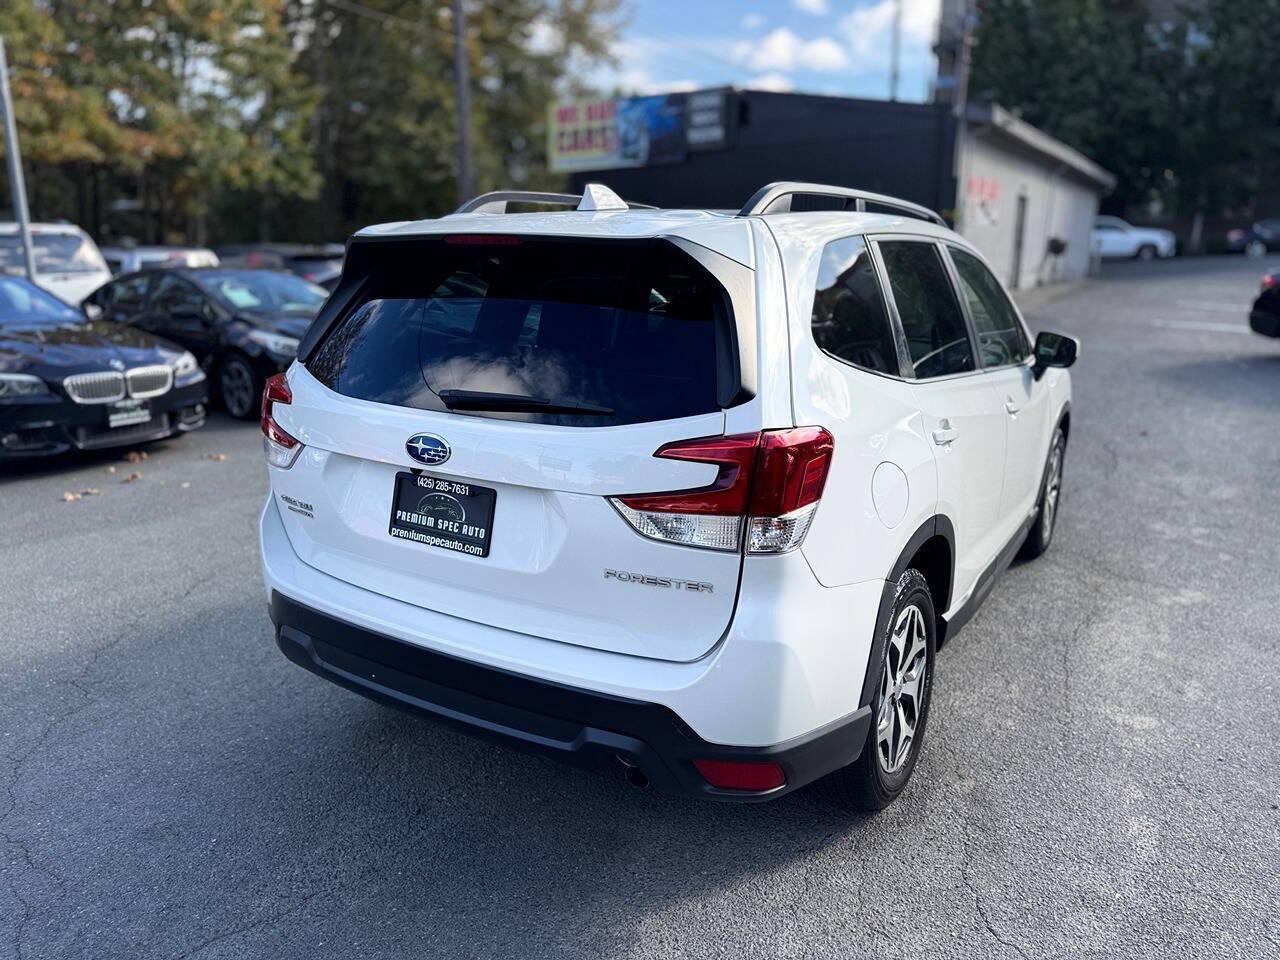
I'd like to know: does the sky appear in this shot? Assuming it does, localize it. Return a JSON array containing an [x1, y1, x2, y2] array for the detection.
[[592, 0, 943, 103]]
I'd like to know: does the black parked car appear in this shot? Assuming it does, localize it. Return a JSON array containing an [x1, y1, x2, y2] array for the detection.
[[1249, 270, 1280, 338], [1227, 220, 1280, 259], [0, 275, 206, 460], [213, 243, 344, 282], [84, 268, 328, 419]]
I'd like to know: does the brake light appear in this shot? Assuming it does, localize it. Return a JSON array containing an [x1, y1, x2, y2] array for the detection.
[[261, 372, 302, 468], [692, 758, 786, 791], [1263, 273, 1275, 291], [612, 428, 834, 554], [443, 234, 523, 245]]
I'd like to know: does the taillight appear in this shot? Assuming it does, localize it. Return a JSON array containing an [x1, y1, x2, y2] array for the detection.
[[261, 372, 302, 468], [611, 427, 834, 554], [1263, 273, 1276, 292]]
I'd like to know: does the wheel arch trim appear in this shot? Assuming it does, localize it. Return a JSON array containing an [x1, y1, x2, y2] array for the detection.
[[858, 515, 954, 708]]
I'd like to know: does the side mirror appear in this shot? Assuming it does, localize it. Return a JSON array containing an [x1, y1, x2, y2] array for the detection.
[[82, 301, 103, 321], [1033, 331, 1078, 379]]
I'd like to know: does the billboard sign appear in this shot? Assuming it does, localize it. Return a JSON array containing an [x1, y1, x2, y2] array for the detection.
[[548, 91, 729, 173]]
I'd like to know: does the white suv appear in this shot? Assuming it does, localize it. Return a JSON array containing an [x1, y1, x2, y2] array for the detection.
[[259, 182, 1077, 809]]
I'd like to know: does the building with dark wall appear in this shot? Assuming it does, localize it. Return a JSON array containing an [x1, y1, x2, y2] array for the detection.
[[557, 88, 1113, 292], [568, 90, 957, 217]]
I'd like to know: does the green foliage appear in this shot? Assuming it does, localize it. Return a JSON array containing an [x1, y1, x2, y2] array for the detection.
[[1, 0, 620, 243], [970, 0, 1280, 221]]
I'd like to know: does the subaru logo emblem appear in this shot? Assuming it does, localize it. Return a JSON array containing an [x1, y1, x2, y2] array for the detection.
[[405, 433, 450, 465]]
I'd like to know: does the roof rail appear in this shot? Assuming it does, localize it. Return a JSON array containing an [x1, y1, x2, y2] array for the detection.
[[453, 184, 656, 215], [737, 181, 948, 227]]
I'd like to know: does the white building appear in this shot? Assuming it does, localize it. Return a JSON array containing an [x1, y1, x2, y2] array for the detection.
[[956, 102, 1117, 293]]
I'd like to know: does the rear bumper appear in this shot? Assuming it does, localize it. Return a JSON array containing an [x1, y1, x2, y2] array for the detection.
[[270, 591, 871, 802]]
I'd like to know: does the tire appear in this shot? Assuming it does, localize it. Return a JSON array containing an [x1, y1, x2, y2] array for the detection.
[[820, 569, 936, 811], [218, 352, 262, 420], [1136, 244, 1157, 261], [1019, 427, 1066, 560], [1245, 239, 1267, 259]]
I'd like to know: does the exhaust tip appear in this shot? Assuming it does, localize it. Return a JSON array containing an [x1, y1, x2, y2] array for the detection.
[[618, 757, 650, 790]]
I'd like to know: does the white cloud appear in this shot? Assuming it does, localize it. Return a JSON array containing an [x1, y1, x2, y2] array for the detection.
[[740, 27, 849, 73], [839, 0, 938, 60], [804, 37, 849, 70], [746, 72, 795, 92], [793, 0, 829, 14], [740, 13, 765, 30], [834, 0, 940, 96]]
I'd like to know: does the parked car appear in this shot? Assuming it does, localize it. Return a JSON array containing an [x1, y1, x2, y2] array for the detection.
[[259, 182, 1078, 810], [213, 243, 343, 283], [0, 275, 206, 459], [0, 222, 114, 304], [1249, 270, 1280, 338], [100, 245, 219, 275], [1226, 220, 1280, 259], [1091, 215, 1177, 260], [83, 267, 328, 419]]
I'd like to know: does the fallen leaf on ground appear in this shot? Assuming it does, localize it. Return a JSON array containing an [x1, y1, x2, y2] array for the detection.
[[105, 465, 117, 474], [181, 482, 191, 489], [81, 488, 100, 496], [122, 471, 142, 483], [203, 452, 228, 461], [62, 491, 81, 502], [124, 450, 148, 463]]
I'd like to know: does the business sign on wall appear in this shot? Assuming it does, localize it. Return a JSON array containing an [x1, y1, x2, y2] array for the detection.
[[548, 91, 730, 173]]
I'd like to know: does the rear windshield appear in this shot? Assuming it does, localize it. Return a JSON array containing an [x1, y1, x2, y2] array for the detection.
[[307, 238, 735, 427]]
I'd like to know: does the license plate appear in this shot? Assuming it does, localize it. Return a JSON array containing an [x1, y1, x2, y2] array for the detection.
[[388, 472, 496, 557], [107, 398, 151, 428]]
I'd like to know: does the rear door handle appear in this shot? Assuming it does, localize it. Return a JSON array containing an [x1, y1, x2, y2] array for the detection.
[[1005, 397, 1021, 416], [932, 420, 958, 446]]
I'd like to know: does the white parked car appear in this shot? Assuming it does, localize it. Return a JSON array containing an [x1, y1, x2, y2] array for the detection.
[[1091, 215, 1176, 260], [0, 222, 114, 304], [258, 182, 1078, 809], [99, 245, 219, 275]]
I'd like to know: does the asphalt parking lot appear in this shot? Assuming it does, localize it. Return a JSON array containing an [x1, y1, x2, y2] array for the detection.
[[2, 256, 1279, 959]]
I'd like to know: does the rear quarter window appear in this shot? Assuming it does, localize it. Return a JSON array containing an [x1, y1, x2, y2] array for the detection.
[[307, 238, 738, 427]]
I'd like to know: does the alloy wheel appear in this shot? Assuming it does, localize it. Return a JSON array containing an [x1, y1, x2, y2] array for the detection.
[[221, 359, 256, 418], [1042, 441, 1063, 542], [876, 604, 929, 775]]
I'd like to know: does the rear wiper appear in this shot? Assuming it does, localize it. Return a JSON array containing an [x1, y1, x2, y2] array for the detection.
[[436, 388, 614, 416]]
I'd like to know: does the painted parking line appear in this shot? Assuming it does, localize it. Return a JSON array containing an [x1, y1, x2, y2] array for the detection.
[[1151, 318, 1252, 334], [1175, 299, 1248, 312]]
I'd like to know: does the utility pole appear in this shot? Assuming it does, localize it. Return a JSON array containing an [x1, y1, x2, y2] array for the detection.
[[452, 0, 473, 203], [0, 37, 37, 281], [889, 0, 902, 101]]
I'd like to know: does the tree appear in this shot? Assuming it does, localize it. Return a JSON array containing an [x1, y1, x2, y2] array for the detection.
[[970, 0, 1280, 243], [1, 0, 319, 242], [255, 0, 623, 241]]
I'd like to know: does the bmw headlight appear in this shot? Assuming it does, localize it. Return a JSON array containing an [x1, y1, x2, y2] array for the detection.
[[171, 350, 205, 385], [248, 330, 300, 358], [0, 373, 51, 401]]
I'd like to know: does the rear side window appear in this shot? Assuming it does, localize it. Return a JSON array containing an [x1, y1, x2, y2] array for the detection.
[[878, 241, 975, 379], [949, 248, 1029, 367], [307, 239, 735, 427], [810, 236, 900, 375]]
